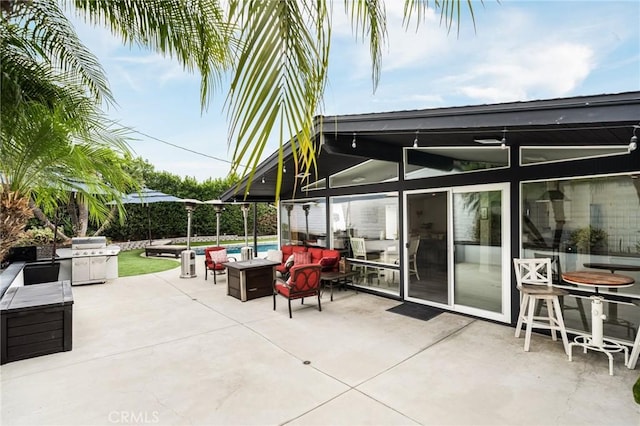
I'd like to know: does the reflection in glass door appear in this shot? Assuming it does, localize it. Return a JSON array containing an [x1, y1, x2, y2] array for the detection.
[[452, 185, 507, 315], [406, 191, 449, 305]]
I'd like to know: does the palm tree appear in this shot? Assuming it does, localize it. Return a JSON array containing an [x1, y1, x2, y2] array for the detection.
[[0, 0, 475, 260], [2, 0, 474, 191], [0, 99, 137, 260]]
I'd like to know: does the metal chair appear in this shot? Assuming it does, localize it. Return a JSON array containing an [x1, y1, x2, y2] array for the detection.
[[408, 238, 420, 280], [350, 237, 380, 284], [513, 258, 570, 355], [273, 264, 322, 318], [204, 247, 236, 284]]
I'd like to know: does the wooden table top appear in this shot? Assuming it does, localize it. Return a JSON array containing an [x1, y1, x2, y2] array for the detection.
[[562, 271, 635, 288], [223, 259, 279, 271]]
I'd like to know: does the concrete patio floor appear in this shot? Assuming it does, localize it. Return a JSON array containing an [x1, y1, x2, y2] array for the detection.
[[2, 259, 639, 425]]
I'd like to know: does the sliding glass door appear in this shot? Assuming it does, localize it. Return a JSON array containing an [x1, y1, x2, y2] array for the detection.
[[405, 183, 510, 322], [406, 191, 449, 305]]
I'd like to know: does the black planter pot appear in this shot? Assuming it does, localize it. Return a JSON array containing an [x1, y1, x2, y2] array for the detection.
[[23, 262, 61, 285], [7, 245, 38, 262]]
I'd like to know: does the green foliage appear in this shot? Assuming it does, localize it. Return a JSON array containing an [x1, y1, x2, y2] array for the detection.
[[569, 226, 608, 253], [102, 167, 276, 241], [15, 227, 55, 246], [634, 376, 640, 404]]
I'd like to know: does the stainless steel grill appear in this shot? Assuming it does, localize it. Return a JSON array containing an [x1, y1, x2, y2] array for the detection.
[[71, 237, 120, 285]]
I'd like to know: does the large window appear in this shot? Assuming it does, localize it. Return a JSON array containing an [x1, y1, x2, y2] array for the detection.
[[521, 173, 640, 341], [280, 199, 327, 247], [404, 147, 509, 180], [330, 193, 400, 294], [329, 160, 398, 188], [520, 145, 634, 166]]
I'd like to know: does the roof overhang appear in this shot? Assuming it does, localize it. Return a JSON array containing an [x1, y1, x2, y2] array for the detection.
[[221, 91, 640, 203]]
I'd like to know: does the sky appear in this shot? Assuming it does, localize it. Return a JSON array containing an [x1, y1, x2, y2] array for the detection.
[[70, 1, 640, 182]]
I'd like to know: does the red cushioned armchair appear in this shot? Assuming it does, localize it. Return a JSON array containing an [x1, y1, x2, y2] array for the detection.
[[204, 247, 236, 284], [273, 264, 322, 318]]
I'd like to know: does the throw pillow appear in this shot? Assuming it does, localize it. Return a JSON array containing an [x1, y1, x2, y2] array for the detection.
[[285, 254, 295, 268], [319, 257, 338, 268], [293, 251, 311, 265], [210, 249, 228, 264]]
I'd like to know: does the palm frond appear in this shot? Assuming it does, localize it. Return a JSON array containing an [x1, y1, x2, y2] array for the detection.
[[344, 0, 387, 91], [3, 0, 114, 104], [403, 0, 478, 36], [226, 0, 329, 199], [69, 0, 234, 110]]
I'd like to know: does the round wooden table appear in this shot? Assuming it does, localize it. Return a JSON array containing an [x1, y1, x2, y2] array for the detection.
[[561, 270, 634, 375], [562, 270, 634, 292]]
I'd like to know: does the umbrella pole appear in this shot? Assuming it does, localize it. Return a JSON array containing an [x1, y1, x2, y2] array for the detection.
[[241, 204, 249, 247], [147, 204, 152, 244]]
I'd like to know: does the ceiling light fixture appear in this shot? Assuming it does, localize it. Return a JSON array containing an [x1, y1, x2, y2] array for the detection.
[[413, 131, 419, 148], [261, 176, 265, 184], [283, 165, 287, 173], [474, 127, 508, 148], [352, 133, 357, 149]]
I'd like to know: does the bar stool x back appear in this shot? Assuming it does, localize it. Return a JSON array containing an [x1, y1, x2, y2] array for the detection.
[[514, 258, 570, 355]]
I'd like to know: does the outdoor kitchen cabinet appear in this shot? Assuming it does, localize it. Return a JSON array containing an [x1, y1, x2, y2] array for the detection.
[[1, 280, 73, 364]]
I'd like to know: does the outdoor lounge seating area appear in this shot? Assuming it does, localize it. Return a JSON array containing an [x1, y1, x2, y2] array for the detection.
[[1, 259, 637, 425]]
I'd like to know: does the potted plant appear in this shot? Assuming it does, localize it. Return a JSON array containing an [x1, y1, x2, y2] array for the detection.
[[568, 226, 608, 254]]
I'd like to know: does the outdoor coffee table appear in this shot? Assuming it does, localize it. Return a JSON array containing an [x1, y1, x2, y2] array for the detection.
[[320, 271, 358, 301], [562, 270, 634, 375], [224, 259, 279, 302]]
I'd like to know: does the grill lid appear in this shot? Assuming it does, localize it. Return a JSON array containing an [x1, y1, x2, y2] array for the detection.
[[71, 236, 107, 249]]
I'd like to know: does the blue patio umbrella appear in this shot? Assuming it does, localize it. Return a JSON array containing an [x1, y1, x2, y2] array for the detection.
[[114, 188, 185, 243]]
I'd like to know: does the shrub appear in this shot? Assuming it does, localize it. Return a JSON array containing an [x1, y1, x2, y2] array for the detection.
[[569, 226, 608, 253], [14, 227, 55, 246]]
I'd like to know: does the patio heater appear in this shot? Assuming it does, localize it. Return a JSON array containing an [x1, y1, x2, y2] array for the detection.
[[240, 203, 253, 260], [285, 204, 294, 244], [302, 204, 311, 242], [206, 200, 225, 246], [180, 199, 200, 278]]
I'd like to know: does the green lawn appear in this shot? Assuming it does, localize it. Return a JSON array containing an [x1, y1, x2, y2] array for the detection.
[[117, 238, 278, 277], [118, 249, 180, 277]]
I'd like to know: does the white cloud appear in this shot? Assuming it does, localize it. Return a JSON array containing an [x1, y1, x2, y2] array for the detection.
[[457, 42, 595, 102]]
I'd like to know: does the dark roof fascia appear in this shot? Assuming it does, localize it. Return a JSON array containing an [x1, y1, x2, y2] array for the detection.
[[221, 91, 640, 202], [322, 91, 640, 124]]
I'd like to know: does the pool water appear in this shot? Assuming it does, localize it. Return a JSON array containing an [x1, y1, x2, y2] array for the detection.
[[194, 243, 278, 255]]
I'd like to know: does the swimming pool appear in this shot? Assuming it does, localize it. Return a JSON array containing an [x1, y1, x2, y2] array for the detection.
[[194, 243, 279, 255]]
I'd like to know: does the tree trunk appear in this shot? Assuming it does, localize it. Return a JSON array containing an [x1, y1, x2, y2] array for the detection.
[[30, 202, 70, 243], [93, 206, 117, 236]]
